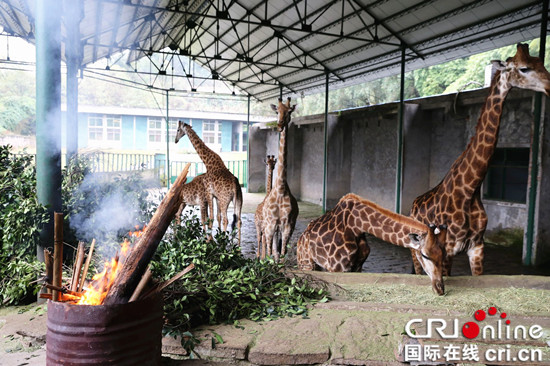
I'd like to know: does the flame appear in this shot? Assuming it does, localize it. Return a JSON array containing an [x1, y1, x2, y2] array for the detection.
[[129, 224, 147, 238], [76, 240, 132, 306]]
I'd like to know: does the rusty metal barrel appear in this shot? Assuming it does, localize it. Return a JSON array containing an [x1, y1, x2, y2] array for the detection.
[[46, 294, 163, 365]]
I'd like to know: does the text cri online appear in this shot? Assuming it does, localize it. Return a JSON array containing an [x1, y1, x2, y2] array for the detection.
[[404, 344, 543, 363]]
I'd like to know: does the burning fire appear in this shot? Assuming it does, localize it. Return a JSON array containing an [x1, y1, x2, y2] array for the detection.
[[76, 239, 132, 305], [129, 224, 147, 238]]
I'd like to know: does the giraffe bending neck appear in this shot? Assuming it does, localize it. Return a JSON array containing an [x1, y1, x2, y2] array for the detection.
[[445, 70, 510, 195], [346, 193, 429, 247], [182, 124, 225, 171]]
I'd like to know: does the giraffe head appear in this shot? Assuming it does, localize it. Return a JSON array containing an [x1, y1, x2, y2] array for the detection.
[[491, 43, 550, 96], [174, 120, 189, 144], [270, 97, 297, 132], [408, 224, 447, 295], [263, 155, 277, 169]]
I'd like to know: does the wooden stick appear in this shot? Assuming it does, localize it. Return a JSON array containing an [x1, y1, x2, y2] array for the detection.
[[142, 263, 195, 299], [70, 242, 86, 292], [155, 263, 195, 293], [44, 283, 82, 297], [103, 163, 190, 305], [52, 212, 63, 301], [40, 293, 81, 302], [129, 266, 152, 302], [78, 239, 95, 292], [44, 249, 53, 293]]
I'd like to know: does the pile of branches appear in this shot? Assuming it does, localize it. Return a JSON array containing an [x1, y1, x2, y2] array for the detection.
[[150, 214, 328, 336]]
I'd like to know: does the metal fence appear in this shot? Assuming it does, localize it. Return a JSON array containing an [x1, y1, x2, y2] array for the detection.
[[163, 159, 248, 187], [88, 152, 156, 172], [12, 151, 247, 187]]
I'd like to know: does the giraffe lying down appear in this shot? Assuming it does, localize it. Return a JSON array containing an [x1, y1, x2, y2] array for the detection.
[[296, 193, 448, 295]]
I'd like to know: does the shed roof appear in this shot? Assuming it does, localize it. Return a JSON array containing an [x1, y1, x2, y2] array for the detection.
[[0, 0, 545, 101]]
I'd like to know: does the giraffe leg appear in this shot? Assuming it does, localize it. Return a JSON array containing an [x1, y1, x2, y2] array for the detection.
[[264, 223, 277, 261], [199, 201, 208, 232], [468, 191, 487, 275], [443, 255, 453, 276], [255, 221, 262, 258], [175, 203, 185, 225], [410, 249, 423, 274], [352, 234, 370, 272], [206, 193, 215, 231], [296, 233, 315, 271], [280, 219, 295, 259], [468, 244, 484, 275]]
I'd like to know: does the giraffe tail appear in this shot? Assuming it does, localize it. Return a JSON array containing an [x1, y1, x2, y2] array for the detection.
[[231, 176, 243, 232]]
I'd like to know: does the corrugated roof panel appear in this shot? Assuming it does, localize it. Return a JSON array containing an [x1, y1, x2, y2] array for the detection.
[[0, 0, 545, 101]]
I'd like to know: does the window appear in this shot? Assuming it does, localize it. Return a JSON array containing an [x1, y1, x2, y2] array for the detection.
[[88, 116, 103, 140], [202, 120, 222, 150], [88, 115, 121, 144], [484, 148, 530, 203], [148, 117, 178, 146]]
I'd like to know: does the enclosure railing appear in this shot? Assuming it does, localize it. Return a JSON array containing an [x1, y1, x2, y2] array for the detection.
[[156, 157, 247, 188], [12, 150, 247, 187]]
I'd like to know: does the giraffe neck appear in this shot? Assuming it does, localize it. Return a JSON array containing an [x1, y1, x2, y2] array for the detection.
[[184, 125, 225, 171], [274, 126, 287, 190], [444, 70, 511, 193], [266, 164, 274, 195], [344, 194, 426, 247]]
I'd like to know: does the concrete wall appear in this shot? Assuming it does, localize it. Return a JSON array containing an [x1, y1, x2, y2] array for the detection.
[[248, 87, 549, 264]]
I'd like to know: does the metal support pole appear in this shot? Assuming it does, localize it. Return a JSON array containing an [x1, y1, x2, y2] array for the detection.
[[279, 84, 283, 100], [395, 45, 406, 214], [36, 0, 62, 261], [322, 72, 329, 213], [65, 1, 81, 164], [524, 0, 548, 265], [166, 90, 170, 189], [246, 94, 251, 191]]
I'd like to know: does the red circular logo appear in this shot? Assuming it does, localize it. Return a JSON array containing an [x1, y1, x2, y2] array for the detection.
[[462, 322, 480, 339]]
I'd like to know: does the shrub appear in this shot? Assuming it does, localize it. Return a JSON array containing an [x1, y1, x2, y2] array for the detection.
[[0, 145, 48, 305]]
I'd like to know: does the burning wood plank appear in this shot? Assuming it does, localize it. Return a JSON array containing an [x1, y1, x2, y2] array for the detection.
[[52, 212, 63, 301], [70, 241, 86, 292], [102, 163, 191, 305], [78, 239, 95, 292]]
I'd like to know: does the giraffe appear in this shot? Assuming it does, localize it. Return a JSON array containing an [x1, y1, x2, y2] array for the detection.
[[261, 97, 299, 261], [175, 121, 243, 243], [297, 193, 447, 295], [175, 174, 210, 229], [255, 155, 277, 258], [410, 43, 550, 277]]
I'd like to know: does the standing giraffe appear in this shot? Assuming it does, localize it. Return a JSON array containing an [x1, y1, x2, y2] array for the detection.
[[297, 193, 447, 294], [175, 121, 243, 243], [255, 155, 277, 258], [175, 174, 209, 229], [410, 43, 550, 276], [261, 98, 299, 261]]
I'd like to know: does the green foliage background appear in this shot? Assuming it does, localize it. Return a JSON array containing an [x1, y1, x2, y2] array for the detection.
[[0, 145, 48, 305]]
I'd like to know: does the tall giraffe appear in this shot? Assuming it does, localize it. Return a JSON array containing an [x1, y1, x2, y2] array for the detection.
[[410, 43, 550, 276], [261, 98, 299, 261], [255, 155, 277, 258], [297, 193, 447, 294], [175, 121, 243, 243]]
